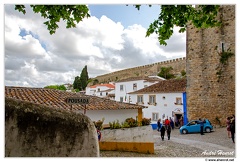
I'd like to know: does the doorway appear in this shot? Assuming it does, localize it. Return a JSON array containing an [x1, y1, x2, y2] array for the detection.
[[174, 113, 183, 128]]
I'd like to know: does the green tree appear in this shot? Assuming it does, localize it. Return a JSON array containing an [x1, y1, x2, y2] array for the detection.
[[15, 5, 90, 35], [73, 76, 81, 90], [158, 66, 175, 79], [144, 5, 220, 45], [80, 65, 89, 90], [73, 65, 89, 91], [15, 5, 220, 45], [44, 84, 67, 91]]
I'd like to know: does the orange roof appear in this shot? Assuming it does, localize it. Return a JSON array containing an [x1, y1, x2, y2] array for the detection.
[[5, 86, 146, 111], [89, 84, 115, 89]]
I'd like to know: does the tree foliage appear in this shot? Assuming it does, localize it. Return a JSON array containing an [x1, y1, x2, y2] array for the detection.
[[158, 66, 175, 79], [73, 65, 89, 91], [15, 5, 90, 35], [44, 84, 67, 91], [145, 5, 220, 45], [15, 5, 220, 45]]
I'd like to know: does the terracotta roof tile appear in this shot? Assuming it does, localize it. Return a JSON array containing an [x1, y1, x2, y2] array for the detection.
[[128, 79, 187, 94], [5, 86, 147, 111], [89, 84, 115, 89]]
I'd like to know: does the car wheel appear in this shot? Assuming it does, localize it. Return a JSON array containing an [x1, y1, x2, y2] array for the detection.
[[205, 127, 211, 133], [182, 129, 188, 134]]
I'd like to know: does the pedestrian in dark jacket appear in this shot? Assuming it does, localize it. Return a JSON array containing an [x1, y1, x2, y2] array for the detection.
[[199, 118, 205, 135], [170, 117, 174, 129], [160, 123, 166, 141], [157, 119, 162, 132], [230, 115, 235, 143], [166, 124, 172, 140]]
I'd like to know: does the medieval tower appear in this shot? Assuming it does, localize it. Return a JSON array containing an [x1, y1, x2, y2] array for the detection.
[[186, 5, 235, 125]]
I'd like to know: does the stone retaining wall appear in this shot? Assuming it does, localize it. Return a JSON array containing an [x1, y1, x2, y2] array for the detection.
[[5, 97, 99, 157]]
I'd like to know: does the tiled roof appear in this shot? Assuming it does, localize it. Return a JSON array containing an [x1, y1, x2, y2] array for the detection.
[[128, 79, 186, 94], [89, 84, 115, 89], [5, 86, 147, 111], [116, 76, 163, 83]]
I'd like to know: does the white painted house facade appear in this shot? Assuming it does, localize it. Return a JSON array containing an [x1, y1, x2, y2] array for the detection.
[[81, 109, 139, 125], [86, 83, 115, 100], [115, 76, 165, 103], [128, 79, 186, 126]]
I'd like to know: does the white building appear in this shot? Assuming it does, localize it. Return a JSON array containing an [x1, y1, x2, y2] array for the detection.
[[115, 76, 165, 103], [86, 83, 115, 100], [128, 79, 186, 126]]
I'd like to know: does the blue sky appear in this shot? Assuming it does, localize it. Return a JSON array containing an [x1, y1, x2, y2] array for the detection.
[[88, 5, 160, 29]]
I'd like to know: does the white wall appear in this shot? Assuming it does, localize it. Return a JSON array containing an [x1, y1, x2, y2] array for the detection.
[[77, 109, 139, 125], [101, 125, 153, 142], [130, 93, 183, 124], [86, 85, 114, 98], [115, 80, 158, 103]]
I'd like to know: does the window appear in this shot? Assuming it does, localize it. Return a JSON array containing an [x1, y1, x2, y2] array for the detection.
[[100, 92, 102, 96], [137, 95, 143, 103], [152, 113, 159, 121], [120, 85, 124, 91], [97, 88, 100, 92], [133, 83, 137, 91], [175, 97, 182, 105], [149, 95, 156, 104], [120, 97, 123, 102]]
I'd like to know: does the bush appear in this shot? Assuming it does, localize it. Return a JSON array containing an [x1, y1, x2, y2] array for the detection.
[[109, 120, 121, 129], [125, 117, 138, 127], [142, 118, 151, 126], [93, 118, 105, 130]]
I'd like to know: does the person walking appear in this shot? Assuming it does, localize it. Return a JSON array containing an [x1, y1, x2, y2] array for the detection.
[[226, 117, 231, 138], [230, 115, 235, 143], [160, 121, 166, 141], [166, 124, 172, 140], [179, 116, 183, 127], [157, 119, 162, 132], [165, 118, 170, 126], [199, 118, 204, 135], [170, 117, 174, 129]]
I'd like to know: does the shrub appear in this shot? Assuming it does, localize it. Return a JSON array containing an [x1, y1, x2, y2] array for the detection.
[[125, 117, 138, 127], [109, 120, 121, 129], [142, 118, 151, 126], [93, 118, 105, 130]]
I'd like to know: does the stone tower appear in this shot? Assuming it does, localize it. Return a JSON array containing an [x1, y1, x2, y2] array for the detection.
[[186, 5, 235, 125]]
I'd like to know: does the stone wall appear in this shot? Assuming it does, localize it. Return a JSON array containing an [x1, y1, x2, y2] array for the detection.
[[5, 97, 99, 157], [94, 57, 186, 83], [186, 5, 235, 125]]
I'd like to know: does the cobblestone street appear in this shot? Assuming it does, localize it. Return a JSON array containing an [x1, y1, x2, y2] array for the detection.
[[100, 127, 235, 158]]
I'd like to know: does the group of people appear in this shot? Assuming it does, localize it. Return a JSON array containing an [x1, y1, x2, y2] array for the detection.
[[157, 117, 174, 141], [226, 115, 235, 143]]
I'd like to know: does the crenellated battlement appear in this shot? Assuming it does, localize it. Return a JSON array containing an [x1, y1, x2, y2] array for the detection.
[[94, 57, 186, 83]]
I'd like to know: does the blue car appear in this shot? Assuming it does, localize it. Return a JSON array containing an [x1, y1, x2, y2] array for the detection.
[[179, 119, 213, 134]]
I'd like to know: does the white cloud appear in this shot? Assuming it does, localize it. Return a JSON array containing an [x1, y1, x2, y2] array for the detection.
[[4, 4, 186, 88]]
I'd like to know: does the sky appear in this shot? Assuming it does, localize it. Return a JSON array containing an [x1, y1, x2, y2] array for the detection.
[[4, 4, 187, 88]]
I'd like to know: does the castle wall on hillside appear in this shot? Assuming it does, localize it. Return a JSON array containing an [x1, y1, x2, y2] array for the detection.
[[95, 57, 186, 83], [186, 5, 235, 125]]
